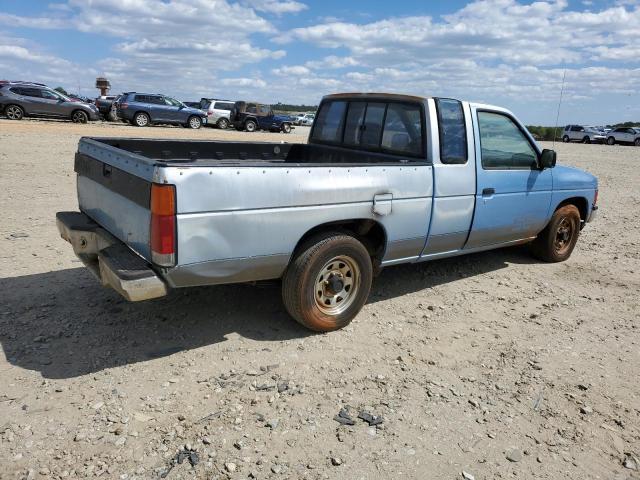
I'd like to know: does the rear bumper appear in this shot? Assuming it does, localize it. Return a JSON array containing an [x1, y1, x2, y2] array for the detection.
[[56, 211, 168, 301]]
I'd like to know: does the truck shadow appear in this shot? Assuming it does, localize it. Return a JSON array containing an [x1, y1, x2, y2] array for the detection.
[[0, 246, 535, 379]]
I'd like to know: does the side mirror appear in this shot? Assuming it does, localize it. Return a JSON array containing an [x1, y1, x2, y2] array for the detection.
[[540, 149, 557, 169]]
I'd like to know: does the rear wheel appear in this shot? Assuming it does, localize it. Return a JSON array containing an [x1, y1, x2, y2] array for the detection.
[[134, 112, 150, 127], [582, 136, 591, 144], [281, 122, 291, 134], [634, 138, 640, 147], [282, 232, 373, 332], [245, 119, 257, 132], [607, 136, 615, 145], [4, 104, 24, 120], [562, 135, 569, 143], [530, 204, 581, 262], [187, 116, 202, 129], [217, 118, 229, 129], [71, 110, 88, 124]]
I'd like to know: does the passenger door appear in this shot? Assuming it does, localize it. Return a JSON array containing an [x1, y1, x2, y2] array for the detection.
[[15, 87, 49, 115], [465, 108, 552, 249]]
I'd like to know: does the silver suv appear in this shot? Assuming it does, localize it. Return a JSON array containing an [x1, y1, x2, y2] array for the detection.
[[0, 81, 100, 123], [606, 127, 640, 146], [202, 99, 234, 129], [561, 125, 606, 144]]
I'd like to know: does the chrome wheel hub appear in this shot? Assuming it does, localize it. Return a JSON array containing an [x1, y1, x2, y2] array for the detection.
[[315, 255, 360, 315]]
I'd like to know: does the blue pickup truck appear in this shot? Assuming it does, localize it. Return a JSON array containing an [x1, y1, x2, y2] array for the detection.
[[57, 92, 598, 332]]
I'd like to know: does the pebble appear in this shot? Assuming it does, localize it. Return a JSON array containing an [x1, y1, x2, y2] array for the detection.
[[623, 453, 638, 470], [506, 448, 523, 462], [331, 457, 342, 466], [580, 406, 593, 415], [462, 471, 475, 480], [225, 462, 237, 473]]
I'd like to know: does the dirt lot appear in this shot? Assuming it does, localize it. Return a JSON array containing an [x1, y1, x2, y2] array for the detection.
[[0, 118, 638, 480]]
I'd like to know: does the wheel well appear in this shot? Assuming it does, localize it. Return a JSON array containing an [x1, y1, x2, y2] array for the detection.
[[71, 108, 87, 117], [134, 111, 149, 119], [556, 197, 588, 221], [293, 219, 387, 263]]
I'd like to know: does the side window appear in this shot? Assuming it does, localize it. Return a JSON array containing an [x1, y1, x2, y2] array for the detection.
[[9, 87, 25, 95], [478, 111, 538, 170], [19, 88, 42, 98], [311, 100, 347, 143], [41, 90, 63, 100], [381, 103, 424, 156], [435, 98, 467, 164]]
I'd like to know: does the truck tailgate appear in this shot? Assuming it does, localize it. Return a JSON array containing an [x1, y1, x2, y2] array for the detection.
[[75, 147, 153, 261]]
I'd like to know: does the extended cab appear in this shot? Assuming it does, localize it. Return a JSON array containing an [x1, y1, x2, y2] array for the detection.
[[57, 93, 598, 332]]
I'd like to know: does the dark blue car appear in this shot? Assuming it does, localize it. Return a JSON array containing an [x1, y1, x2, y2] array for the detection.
[[116, 92, 207, 129]]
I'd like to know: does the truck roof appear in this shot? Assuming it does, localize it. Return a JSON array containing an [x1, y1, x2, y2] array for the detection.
[[323, 92, 431, 102]]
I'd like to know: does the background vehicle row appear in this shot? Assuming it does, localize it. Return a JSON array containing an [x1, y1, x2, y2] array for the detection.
[[114, 92, 207, 129]]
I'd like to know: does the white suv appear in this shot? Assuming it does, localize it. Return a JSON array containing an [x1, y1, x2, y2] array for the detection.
[[202, 99, 234, 129], [562, 125, 606, 144], [606, 127, 640, 146]]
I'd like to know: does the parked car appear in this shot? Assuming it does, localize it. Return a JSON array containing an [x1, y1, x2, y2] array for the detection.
[[605, 127, 640, 146], [116, 92, 207, 129], [0, 81, 100, 123], [203, 99, 235, 129], [95, 95, 118, 120], [56, 92, 598, 332], [295, 113, 315, 126], [230, 101, 294, 133], [561, 125, 606, 144]]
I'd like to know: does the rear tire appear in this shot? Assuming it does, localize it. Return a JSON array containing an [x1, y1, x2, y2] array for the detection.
[[562, 135, 570, 143], [245, 119, 257, 132], [530, 205, 581, 263], [281, 122, 291, 134], [71, 110, 88, 124], [282, 232, 373, 332], [134, 112, 150, 127], [4, 104, 24, 120], [582, 136, 591, 144], [635, 138, 640, 147], [607, 136, 615, 145], [217, 118, 229, 129]]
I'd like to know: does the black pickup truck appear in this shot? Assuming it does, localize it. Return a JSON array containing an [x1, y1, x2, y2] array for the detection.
[[230, 101, 294, 133]]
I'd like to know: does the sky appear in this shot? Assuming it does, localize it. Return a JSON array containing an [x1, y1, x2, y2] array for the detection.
[[0, 0, 638, 124]]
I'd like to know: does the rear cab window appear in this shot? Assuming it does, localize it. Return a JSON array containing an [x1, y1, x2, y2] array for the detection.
[[311, 98, 425, 159], [435, 98, 468, 164]]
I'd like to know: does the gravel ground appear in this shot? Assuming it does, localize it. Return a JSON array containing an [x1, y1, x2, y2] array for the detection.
[[0, 118, 638, 480]]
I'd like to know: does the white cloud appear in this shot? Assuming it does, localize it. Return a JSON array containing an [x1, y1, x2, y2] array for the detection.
[[242, 0, 307, 14]]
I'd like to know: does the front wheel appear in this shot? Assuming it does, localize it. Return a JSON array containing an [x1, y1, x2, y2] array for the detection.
[[187, 116, 202, 129], [634, 138, 640, 147], [607, 137, 615, 145], [530, 204, 581, 262], [282, 233, 373, 332], [582, 136, 591, 144], [281, 122, 291, 134], [562, 135, 570, 143], [71, 110, 88, 124]]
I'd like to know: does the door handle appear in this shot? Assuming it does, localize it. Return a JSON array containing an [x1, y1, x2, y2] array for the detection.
[[373, 193, 393, 216], [482, 188, 495, 196]]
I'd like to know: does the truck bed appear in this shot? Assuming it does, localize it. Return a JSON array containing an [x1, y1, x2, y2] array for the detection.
[[91, 138, 427, 166]]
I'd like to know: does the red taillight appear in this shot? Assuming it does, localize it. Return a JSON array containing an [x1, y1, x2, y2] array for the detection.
[[121, 102, 128, 109], [150, 184, 176, 266]]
